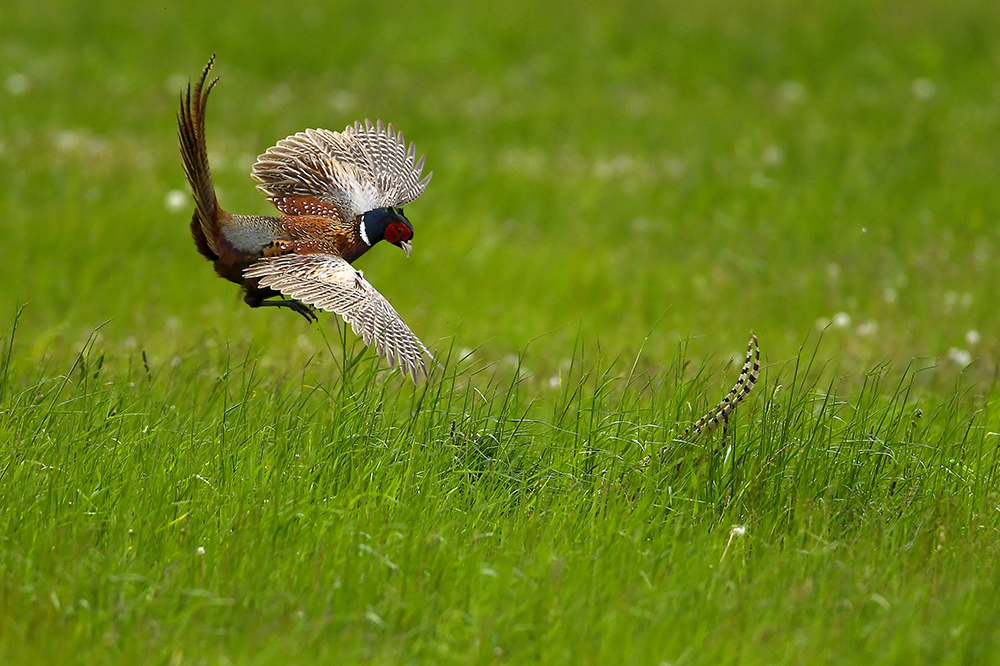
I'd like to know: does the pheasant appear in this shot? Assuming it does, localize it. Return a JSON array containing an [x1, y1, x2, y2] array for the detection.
[[178, 56, 433, 381]]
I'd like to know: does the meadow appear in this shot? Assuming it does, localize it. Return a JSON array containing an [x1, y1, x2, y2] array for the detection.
[[2, 0, 1000, 663]]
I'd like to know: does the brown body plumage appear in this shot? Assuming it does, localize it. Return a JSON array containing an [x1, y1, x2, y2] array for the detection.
[[178, 56, 433, 380]]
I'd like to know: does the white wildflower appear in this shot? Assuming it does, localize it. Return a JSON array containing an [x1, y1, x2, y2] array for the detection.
[[761, 145, 784, 167], [857, 321, 878, 337], [721, 524, 748, 562], [55, 131, 80, 151], [778, 81, 806, 104], [6, 73, 29, 96], [831, 312, 851, 329], [947, 348, 972, 368], [164, 189, 188, 213], [328, 90, 357, 113], [912, 78, 937, 100]]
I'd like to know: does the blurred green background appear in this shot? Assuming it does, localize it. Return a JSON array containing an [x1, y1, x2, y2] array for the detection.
[[2, 0, 999, 373], [3, 2, 1000, 664]]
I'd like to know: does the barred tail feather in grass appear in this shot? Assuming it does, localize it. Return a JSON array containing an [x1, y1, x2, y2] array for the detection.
[[687, 331, 760, 441]]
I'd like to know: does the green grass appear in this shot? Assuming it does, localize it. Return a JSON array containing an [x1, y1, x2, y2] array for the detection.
[[3, 0, 1000, 663]]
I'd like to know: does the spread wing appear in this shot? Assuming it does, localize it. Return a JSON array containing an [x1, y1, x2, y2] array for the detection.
[[244, 254, 431, 381], [252, 119, 432, 218]]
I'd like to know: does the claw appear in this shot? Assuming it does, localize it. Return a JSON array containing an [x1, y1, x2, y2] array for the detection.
[[251, 295, 317, 323]]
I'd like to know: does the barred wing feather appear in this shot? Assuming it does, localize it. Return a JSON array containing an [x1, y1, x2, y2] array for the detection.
[[245, 254, 431, 381], [252, 120, 431, 218]]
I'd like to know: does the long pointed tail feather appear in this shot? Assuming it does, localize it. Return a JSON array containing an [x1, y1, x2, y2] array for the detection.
[[178, 55, 221, 257], [687, 331, 760, 441]]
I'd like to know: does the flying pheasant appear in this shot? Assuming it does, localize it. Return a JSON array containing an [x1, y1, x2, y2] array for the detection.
[[178, 56, 433, 381]]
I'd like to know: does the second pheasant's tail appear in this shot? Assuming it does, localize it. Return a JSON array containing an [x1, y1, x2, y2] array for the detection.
[[178, 55, 222, 258], [687, 331, 760, 442]]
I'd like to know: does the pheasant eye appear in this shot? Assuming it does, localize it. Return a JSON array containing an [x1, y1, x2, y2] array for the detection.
[[396, 223, 413, 242]]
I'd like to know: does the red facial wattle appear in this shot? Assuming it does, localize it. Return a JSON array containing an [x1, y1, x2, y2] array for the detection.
[[385, 224, 400, 244], [385, 222, 412, 244]]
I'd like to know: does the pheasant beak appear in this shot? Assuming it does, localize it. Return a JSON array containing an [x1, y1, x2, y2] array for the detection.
[[400, 240, 413, 258]]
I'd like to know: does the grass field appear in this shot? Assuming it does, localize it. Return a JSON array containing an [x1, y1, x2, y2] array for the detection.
[[3, 0, 1000, 663]]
